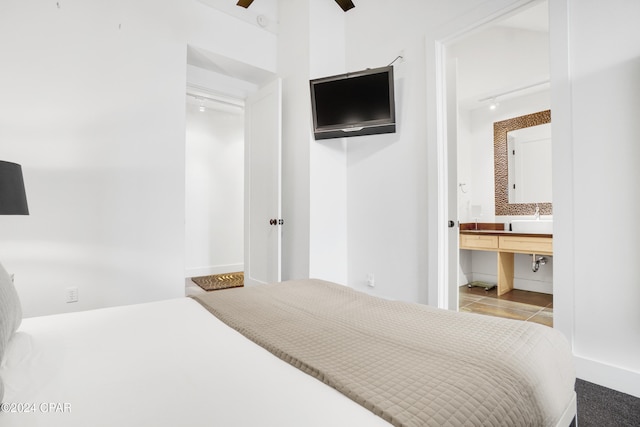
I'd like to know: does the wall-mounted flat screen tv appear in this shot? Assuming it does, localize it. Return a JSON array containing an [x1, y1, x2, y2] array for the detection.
[[310, 66, 396, 140]]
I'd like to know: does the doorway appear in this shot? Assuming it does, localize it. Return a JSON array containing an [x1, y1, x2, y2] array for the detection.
[[183, 46, 282, 294], [185, 89, 246, 295], [440, 1, 553, 323]]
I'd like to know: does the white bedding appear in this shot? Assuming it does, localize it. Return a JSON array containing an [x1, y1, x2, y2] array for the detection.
[[196, 280, 577, 427], [0, 298, 393, 427]]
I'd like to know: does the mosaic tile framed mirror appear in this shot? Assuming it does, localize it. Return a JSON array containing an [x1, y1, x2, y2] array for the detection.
[[494, 110, 552, 216]]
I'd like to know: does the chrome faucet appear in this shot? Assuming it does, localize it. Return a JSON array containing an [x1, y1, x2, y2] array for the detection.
[[534, 204, 540, 220]]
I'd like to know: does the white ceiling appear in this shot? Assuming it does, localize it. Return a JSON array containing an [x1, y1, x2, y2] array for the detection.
[[197, 0, 278, 34], [452, 0, 550, 111]]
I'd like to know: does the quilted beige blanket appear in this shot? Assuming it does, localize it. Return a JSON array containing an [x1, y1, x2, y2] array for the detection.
[[193, 279, 575, 427]]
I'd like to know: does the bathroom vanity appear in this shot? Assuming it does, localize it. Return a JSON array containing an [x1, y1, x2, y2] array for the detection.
[[459, 226, 552, 296]]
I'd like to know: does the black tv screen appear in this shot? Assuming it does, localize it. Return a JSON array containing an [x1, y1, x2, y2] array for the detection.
[[310, 66, 396, 140]]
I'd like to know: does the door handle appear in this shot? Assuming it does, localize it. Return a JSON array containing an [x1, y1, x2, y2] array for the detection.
[[448, 220, 455, 228]]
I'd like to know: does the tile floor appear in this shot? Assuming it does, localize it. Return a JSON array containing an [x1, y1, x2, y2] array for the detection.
[[459, 285, 553, 327]]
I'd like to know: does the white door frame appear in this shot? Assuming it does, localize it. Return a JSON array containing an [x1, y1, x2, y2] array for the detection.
[[429, 0, 577, 383], [431, 0, 542, 309]]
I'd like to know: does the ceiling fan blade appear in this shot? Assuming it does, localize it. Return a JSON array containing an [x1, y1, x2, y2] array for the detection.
[[335, 0, 355, 12], [237, 0, 255, 8]]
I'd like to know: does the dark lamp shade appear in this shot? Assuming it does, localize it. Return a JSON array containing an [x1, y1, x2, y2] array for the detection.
[[0, 161, 29, 215]]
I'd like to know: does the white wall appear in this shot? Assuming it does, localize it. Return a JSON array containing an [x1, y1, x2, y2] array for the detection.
[[557, 0, 640, 397], [185, 103, 244, 278], [186, 1, 277, 75], [0, 0, 276, 317], [308, 0, 348, 285], [278, 0, 348, 285], [343, 1, 433, 303], [278, 0, 311, 281], [0, 0, 187, 317]]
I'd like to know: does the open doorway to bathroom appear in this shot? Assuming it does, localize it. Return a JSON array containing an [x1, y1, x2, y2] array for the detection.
[[447, 1, 554, 326]]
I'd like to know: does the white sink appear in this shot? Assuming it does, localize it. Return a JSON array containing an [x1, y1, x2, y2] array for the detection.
[[510, 219, 553, 234]]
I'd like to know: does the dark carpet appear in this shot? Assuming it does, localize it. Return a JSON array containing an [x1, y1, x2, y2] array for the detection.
[[576, 379, 640, 426]]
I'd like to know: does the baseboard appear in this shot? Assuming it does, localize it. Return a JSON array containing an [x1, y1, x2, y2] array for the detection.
[[511, 278, 553, 294], [185, 263, 244, 278], [466, 273, 552, 294], [574, 355, 640, 398]]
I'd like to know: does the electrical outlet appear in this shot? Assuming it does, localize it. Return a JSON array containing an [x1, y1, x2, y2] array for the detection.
[[65, 287, 78, 303], [366, 273, 375, 288]]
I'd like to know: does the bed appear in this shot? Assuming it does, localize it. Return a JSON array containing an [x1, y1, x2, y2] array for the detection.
[[0, 266, 576, 426]]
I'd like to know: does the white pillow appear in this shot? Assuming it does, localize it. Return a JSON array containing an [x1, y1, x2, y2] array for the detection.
[[0, 261, 22, 403]]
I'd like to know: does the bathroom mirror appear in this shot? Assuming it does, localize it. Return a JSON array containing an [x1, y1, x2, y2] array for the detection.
[[507, 123, 552, 203], [494, 110, 552, 216]]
